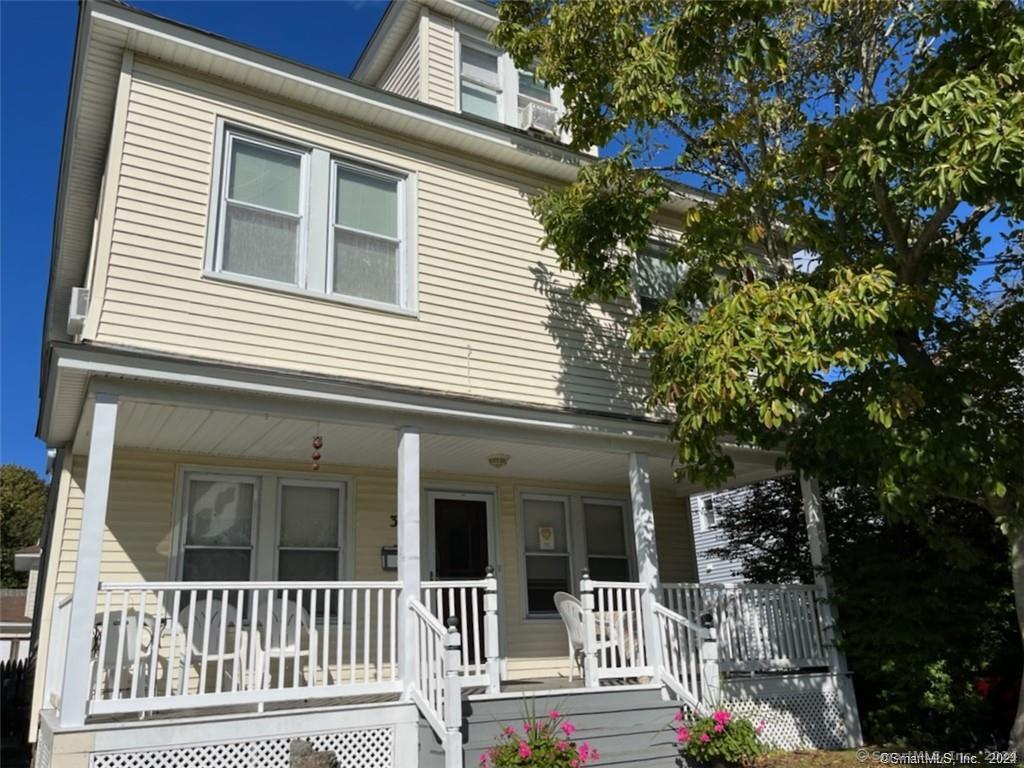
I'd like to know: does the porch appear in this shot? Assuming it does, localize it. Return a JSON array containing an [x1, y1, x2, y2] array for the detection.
[[35, 375, 858, 766]]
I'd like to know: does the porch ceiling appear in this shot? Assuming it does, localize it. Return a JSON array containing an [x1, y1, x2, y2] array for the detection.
[[72, 397, 781, 492]]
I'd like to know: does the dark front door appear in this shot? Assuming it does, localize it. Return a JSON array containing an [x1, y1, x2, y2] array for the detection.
[[433, 497, 489, 580], [432, 496, 489, 666]]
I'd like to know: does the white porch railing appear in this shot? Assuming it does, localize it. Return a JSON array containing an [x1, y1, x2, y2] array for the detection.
[[652, 602, 715, 708], [579, 576, 652, 684], [421, 567, 500, 691], [44, 595, 73, 709], [86, 581, 401, 715], [661, 582, 831, 671], [409, 598, 463, 768]]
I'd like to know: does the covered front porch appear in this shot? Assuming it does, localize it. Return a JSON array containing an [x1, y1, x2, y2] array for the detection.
[[36, 356, 852, 765]]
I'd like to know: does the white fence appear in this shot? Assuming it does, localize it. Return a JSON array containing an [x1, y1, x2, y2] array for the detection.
[[661, 582, 830, 671], [87, 581, 401, 715], [421, 570, 499, 690], [579, 577, 653, 683], [409, 598, 463, 768]]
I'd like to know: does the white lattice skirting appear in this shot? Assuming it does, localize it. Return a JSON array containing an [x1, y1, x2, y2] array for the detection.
[[89, 727, 394, 768], [722, 672, 860, 750]]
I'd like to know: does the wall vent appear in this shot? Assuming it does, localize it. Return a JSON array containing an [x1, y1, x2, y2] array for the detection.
[[67, 286, 90, 336]]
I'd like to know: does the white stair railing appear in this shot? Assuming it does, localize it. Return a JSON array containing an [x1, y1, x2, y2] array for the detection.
[[409, 598, 463, 768], [579, 574, 652, 684], [651, 602, 717, 708], [421, 566, 500, 691], [87, 581, 401, 715], [661, 582, 830, 671]]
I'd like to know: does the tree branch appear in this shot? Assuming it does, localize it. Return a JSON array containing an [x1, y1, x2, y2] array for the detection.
[[873, 180, 911, 257]]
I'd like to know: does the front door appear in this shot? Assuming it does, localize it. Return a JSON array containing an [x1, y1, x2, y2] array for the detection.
[[429, 493, 492, 666]]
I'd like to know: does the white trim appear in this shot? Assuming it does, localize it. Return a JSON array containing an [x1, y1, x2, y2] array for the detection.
[[424, 489, 498, 580]]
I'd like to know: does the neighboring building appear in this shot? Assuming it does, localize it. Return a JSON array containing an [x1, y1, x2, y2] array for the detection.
[[28, 2, 862, 765], [0, 590, 31, 662], [689, 491, 746, 583]]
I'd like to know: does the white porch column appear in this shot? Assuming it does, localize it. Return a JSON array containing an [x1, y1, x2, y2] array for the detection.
[[800, 473, 864, 746], [629, 452, 662, 680], [397, 426, 421, 699], [60, 393, 118, 726]]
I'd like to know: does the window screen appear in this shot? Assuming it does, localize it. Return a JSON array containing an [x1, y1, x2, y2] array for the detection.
[[278, 483, 344, 581]]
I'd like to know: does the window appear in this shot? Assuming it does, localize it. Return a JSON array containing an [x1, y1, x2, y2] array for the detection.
[[636, 247, 685, 313], [583, 501, 631, 581], [210, 126, 413, 312], [332, 165, 403, 305], [517, 70, 551, 104], [460, 43, 501, 120], [699, 497, 717, 531], [181, 474, 257, 581], [217, 134, 305, 285], [277, 481, 346, 581], [521, 495, 571, 615]]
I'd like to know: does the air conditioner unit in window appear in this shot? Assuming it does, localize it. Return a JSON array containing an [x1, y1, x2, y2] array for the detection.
[[66, 286, 90, 336], [518, 101, 559, 135]]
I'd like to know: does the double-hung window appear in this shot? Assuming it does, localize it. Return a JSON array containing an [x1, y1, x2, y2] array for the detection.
[[460, 42, 502, 121], [181, 473, 257, 581], [636, 246, 686, 314], [277, 480, 347, 581], [521, 495, 572, 616], [517, 69, 551, 105], [210, 126, 412, 312], [218, 134, 305, 285], [332, 164, 403, 306], [583, 500, 633, 582]]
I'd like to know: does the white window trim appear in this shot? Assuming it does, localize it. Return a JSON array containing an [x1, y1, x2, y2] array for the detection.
[[456, 32, 506, 123], [580, 497, 636, 582], [327, 159, 411, 312], [274, 477, 350, 581], [204, 118, 418, 316], [170, 465, 355, 583], [517, 491, 575, 620], [173, 471, 261, 582]]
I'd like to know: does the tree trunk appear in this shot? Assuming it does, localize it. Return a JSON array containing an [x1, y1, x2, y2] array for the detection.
[[1009, 525, 1024, 753]]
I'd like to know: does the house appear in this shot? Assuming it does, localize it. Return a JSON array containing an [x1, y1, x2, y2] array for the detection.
[[29, 2, 863, 766], [689, 490, 746, 583], [0, 589, 32, 663]]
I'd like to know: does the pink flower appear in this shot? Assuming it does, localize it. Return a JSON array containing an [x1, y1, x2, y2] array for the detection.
[[674, 710, 684, 722], [756, 719, 766, 734], [504, 726, 516, 736], [579, 742, 590, 760], [518, 741, 532, 759], [548, 709, 561, 720], [714, 724, 724, 733], [590, 748, 600, 761], [562, 721, 577, 737], [700, 733, 711, 743], [523, 721, 533, 731], [479, 754, 488, 767], [555, 740, 568, 752], [570, 761, 579, 768], [676, 727, 691, 744], [712, 710, 732, 726]]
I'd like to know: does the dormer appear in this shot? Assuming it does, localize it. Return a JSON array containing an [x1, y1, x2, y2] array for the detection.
[[351, 0, 568, 143]]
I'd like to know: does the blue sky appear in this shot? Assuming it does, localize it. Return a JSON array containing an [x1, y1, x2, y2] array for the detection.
[[0, 1, 389, 477]]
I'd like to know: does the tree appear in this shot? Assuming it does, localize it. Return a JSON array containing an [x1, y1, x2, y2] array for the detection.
[[494, 0, 1024, 745], [710, 477, 1018, 747], [0, 465, 47, 587]]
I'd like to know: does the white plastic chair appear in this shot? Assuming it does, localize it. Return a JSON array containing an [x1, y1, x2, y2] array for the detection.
[[553, 591, 616, 681], [252, 598, 313, 690], [175, 596, 242, 694]]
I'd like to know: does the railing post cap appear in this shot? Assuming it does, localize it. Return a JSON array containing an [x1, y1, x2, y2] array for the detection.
[[445, 615, 460, 632], [581, 568, 590, 579], [485, 565, 495, 578], [699, 612, 715, 629]]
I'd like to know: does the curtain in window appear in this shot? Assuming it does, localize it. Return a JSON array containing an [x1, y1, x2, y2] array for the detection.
[[333, 168, 400, 304], [222, 139, 301, 284], [182, 477, 255, 581], [278, 484, 342, 581]]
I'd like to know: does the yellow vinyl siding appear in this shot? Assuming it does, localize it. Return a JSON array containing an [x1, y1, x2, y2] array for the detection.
[[378, 24, 420, 100], [425, 12, 457, 110], [37, 449, 697, 693], [89, 59, 651, 417]]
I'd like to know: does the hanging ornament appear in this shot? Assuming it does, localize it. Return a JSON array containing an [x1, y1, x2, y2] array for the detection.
[[312, 434, 323, 471]]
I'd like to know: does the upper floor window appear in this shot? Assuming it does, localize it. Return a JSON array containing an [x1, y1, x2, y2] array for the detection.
[[699, 497, 717, 531], [517, 70, 551, 105], [636, 246, 685, 313], [211, 125, 413, 313], [459, 43, 501, 121]]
